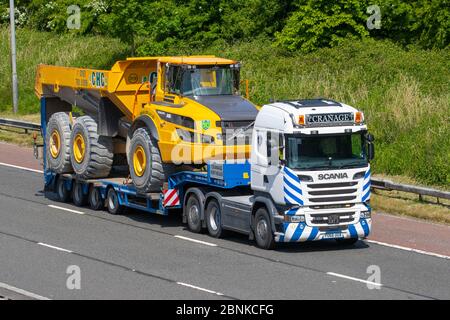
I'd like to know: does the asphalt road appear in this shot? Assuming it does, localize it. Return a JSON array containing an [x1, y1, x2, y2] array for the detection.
[[0, 165, 449, 300]]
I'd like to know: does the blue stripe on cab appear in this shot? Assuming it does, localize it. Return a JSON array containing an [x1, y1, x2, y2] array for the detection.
[[363, 181, 371, 191], [284, 168, 300, 183], [284, 188, 304, 205], [364, 169, 371, 180], [307, 228, 319, 241], [291, 224, 304, 242], [284, 177, 303, 195]]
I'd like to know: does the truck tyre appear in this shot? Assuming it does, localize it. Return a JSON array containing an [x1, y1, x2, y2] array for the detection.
[[185, 194, 202, 233], [335, 238, 359, 246], [88, 186, 103, 211], [128, 128, 164, 193], [254, 207, 275, 250], [70, 116, 113, 179], [56, 177, 71, 203], [46, 112, 72, 173], [206, 199, 226, 238], [106, 188, 124, 215], [73, 182, 88, 207]]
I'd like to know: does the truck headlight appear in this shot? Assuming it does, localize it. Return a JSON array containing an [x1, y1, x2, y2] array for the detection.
[[285, 215, 306, 223], [360, 211, 371, 219]]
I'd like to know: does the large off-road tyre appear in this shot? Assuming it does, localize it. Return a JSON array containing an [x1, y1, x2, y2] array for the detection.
[[46, 112, 72, 173], [128, 127, 164, 193], [70, 116, 113, 179]]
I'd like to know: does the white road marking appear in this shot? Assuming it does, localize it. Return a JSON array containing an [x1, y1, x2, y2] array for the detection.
[[0, 282, 50, 300], [174, 235, 217, 247], [48, 205, 85, 215], [0, 162, 43, 174], [327, 272, 383, 287], [367, 239, 450, 260], [37, 242, 72, 253], [177, 282, 224, 296]]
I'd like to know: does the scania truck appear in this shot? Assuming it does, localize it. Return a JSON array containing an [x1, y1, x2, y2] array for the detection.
[[39, 97, 374, 249]]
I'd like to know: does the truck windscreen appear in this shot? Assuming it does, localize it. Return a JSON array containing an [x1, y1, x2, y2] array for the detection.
[[286, 132, 368, 170], [170, 66, 239, 96]]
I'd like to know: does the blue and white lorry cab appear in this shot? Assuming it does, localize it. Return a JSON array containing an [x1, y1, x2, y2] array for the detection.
[[41, 97, 374, 250], [249, 99, 374, 247]]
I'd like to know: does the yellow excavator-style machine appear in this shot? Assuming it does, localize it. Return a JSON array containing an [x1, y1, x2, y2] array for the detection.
[[35, 56, 258, 192]]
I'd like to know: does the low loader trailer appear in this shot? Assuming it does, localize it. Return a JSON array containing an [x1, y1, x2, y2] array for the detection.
[[40, 97, 375, 249]]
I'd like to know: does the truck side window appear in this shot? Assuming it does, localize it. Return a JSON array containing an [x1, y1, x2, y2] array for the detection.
[[267, 131, 272, 159]]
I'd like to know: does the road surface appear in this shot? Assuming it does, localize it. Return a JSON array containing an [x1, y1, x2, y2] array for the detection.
[[0, 142, 449, 300]]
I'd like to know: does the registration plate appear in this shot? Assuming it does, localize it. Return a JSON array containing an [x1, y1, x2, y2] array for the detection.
[[322, 232, 344, 239]]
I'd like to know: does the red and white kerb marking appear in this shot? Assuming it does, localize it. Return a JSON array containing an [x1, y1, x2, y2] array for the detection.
[[163, 189, 180, 207]]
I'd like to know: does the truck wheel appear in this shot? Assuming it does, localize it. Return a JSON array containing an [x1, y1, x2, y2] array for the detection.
[[70, 116, 113, 179], [73, 182, 88, 207], [185, 194, 202, 233], [254, 207, 275, 250], [128, 128, 164, 193], [46, 112, 72, 173], [336, 238, 359, 246], [88, 186, 103, 211], [206, 200, 225, 238], [106, 188, 124, 215], [56, 177, 71, 203]]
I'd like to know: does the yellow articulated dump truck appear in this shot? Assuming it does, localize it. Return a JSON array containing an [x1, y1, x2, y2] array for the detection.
[[35, 56, 258, 192]]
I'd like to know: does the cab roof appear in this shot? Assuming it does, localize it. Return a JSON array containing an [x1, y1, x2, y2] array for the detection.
[[126, 56, 237, 65]]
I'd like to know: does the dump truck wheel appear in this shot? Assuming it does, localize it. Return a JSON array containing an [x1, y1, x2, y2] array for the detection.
[[70, 116, 113, 179], [129, 128, 164, 193], [46, 112, 72, 173]]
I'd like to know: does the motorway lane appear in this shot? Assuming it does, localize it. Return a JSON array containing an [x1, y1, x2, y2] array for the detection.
[[0, 166, 449, 299]]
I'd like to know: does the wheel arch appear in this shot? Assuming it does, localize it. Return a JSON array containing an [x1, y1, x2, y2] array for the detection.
[[251, 196, 278, 234]]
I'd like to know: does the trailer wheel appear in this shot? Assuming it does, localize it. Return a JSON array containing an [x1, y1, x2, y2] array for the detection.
[[73, 182, 88, 207], [56, 177, 71, 203], [88, 186, 103, 211], [206, 200, 226, 238], [185, 194, 202, 233], [106, 188, 124, 215], [254, 207, 275, 250], [128, 128, 164, 193], [70, 116, 113, 179], [46, 112, 72, 173]]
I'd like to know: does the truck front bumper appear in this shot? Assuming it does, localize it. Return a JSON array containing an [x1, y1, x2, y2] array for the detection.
[[274, 218, 372, 243]]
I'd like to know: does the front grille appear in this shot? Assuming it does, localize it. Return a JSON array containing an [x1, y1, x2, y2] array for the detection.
[[219, 121, 253, 145], [309, 189, 357, 196], [309, 196, 356, 203], [310, 212, 356, 226], [307, 182, 358, 189]]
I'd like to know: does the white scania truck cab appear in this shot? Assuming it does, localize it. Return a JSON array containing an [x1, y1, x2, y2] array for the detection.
[[249, 99, 374, 248]]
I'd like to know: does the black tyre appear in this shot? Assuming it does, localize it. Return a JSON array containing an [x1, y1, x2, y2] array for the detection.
[[185, 194, 202, 233], [206, 200, 225, 238], [46, 112, 72, 173], [56, 177, 71, 203], [106, 188, 124, 215], [70, 116, 113, 179], [72, 182, 88, 207], [88, 186, 104, 211], [254, 207, 275, 250], [335, 238, 359, 246], [128, 128, 164, 193]]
